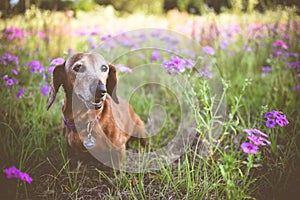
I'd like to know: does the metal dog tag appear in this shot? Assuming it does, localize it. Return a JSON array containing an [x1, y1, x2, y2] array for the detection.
[[84, 122, 96, 149], [83, 135, 96, 149]]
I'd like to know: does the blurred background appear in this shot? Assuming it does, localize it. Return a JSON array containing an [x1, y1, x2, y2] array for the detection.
[[1, 0, 300, 18]]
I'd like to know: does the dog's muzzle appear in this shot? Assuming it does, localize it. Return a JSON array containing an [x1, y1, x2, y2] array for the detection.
[[78, 83, 107, 110], [90, 83, 107, 100]]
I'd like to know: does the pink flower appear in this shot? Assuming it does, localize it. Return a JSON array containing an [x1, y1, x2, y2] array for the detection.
[[50, 58, 65, 66], [4, 166, 32, 184], [244, 129, 271, 146], [161, 56, 194, 74], [37, 31, 46, 39], [272, 40, 288, 50], [241, 142, 259, 154], [4, 26, 23, 40]]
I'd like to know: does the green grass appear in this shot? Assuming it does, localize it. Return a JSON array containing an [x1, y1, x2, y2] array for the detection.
[[1, 6, 300, 200]]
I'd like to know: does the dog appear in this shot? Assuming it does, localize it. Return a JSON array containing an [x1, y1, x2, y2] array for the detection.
[[46, 52, 146, 170]]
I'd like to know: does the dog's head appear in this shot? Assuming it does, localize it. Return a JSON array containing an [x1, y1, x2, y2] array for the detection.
[[46, 52, 119, 110]]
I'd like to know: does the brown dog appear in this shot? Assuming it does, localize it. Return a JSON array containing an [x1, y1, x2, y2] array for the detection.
[[46, 52, 146, 170]]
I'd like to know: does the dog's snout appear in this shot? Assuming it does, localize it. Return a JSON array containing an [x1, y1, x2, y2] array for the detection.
[[90, 83, 107, 96]]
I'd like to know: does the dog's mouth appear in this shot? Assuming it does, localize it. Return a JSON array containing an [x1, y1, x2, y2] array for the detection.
[[77, 95, 104, 110], [86, 101, 103, 110]]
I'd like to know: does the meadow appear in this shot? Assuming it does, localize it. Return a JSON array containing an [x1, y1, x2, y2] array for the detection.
[[0, 5, 300, 199]]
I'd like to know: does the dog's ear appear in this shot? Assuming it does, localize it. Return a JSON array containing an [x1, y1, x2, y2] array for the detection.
[[46, 62, 65, 110], [107, 64, 119, 104]]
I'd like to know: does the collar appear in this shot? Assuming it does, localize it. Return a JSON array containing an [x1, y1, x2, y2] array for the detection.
[[63, 117, 76, 131], [63, 110, 103, 132]]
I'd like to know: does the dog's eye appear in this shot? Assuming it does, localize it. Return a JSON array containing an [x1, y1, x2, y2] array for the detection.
[[73, 64, 85, 73], [101, 65, 108, 72]]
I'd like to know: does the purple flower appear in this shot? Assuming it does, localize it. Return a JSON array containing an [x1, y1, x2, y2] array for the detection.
[[241, 142, 259, 154], [197, 67, 212, 78], [68, 48, 73, 55], [28, 60, 44, 73], [288, 61, 300, 69], [202, 46, 215, 55], [50, 58, 65, 66], [4, 166, 32, 184], [1, 74, 8, 80], [248, 135, 271, 146], [219, 39, 229, 49], [19, 173, 33, 184], [261, 66, 272, 77], [12, 69, 19, 76], [150, 51, 163, 61], [272, 40, 288, 50], [266, 118, 276, 128], [115, 64, 132, 73], [264, 110, 289, 127], [293, 84, 300, 91], [244, 129, 271, 146], [101, 34, 112, 41], [87, 37, 96, 49], [16, 88, 25, 98], [48, 66, 55, 74], [0, 53, 19, 66], [261, 66, 272, 72], [40, 85, 51, 96], [48, 58, 64, 73], [6, 78, 14, 86], [264, 111, 275, 119], [4, 166, 21, 179], [161, 56, 194, 74]]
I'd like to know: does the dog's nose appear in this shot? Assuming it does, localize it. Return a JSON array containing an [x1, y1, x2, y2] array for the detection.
[[90, 84, 107, 97]]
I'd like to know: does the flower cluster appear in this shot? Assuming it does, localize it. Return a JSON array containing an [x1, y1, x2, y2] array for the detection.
[[40, 85, 51, 96], [272, 39, 288, 50], [4, 166, 32, 184], [161, 56, 194, 74], [3, 26, 24, 40], [28, 60, 44, 73], [272, 39, 290, 58], [1, 74, 18, 86], [240, 129, 271, 154], [0, 53, 19, 66], [241, 110, 289, 154], [197, 68, 212, 78], [264, 110, 289, 128]]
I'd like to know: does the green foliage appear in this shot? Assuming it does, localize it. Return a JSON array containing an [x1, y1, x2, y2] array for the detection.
[[176, 0, 189, 12], [67, 0, 98, 12], [229, 0, 243, 13]]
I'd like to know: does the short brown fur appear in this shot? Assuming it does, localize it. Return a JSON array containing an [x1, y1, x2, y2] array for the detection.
[[47, 52, 146, 169]]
